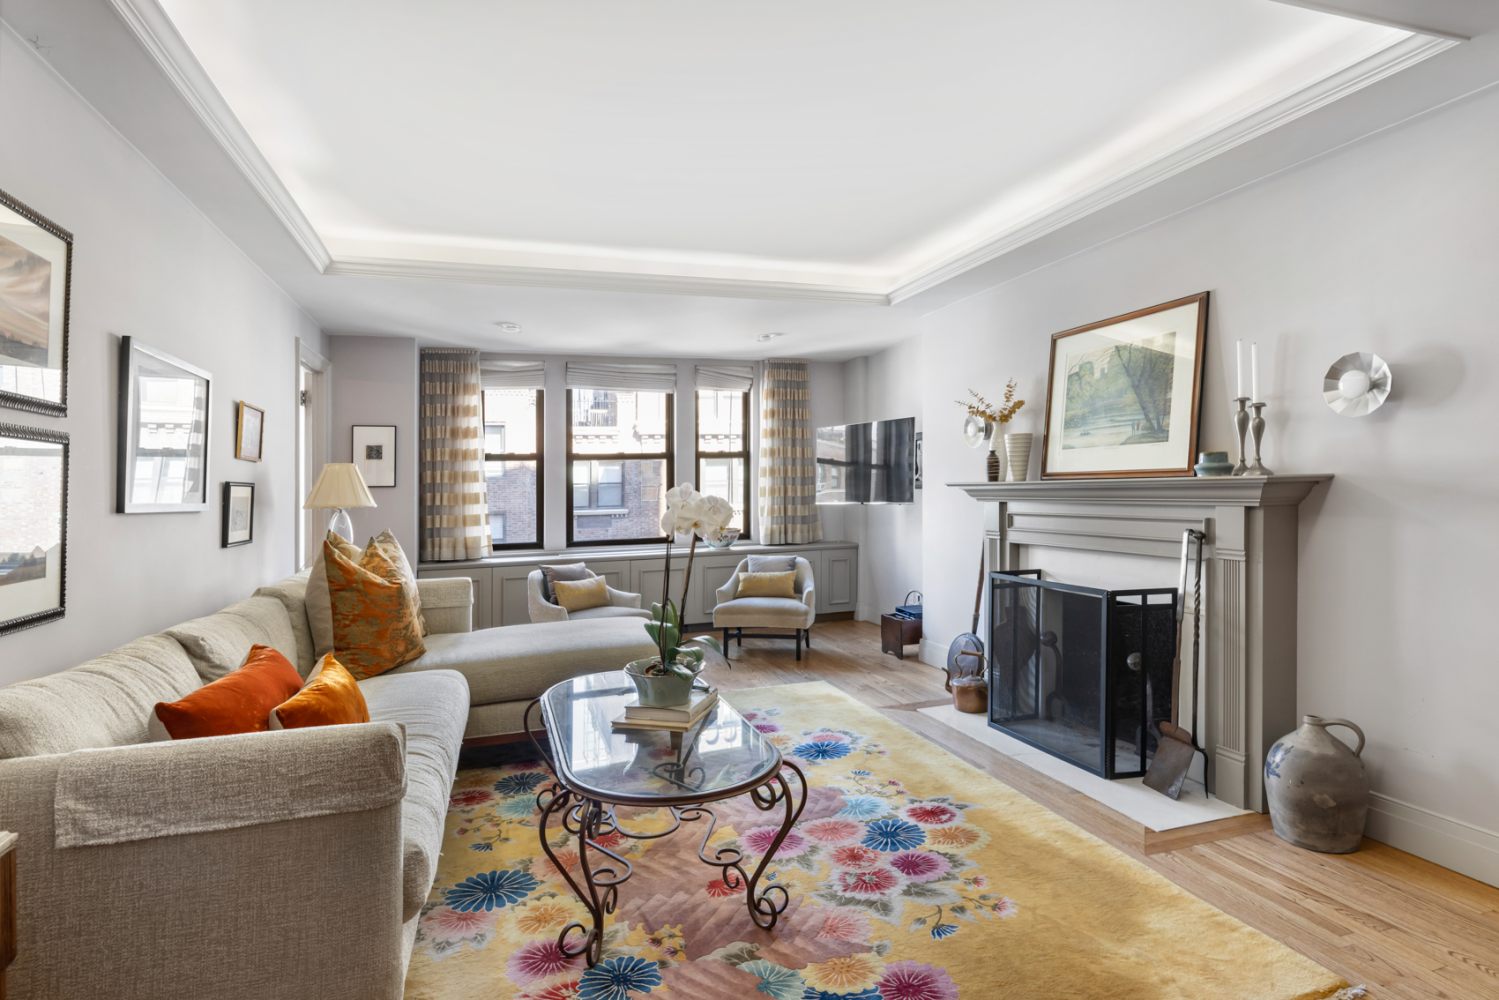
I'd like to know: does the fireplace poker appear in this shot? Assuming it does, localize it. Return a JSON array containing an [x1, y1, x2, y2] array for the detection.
[[1143, 527, 1206, 799]]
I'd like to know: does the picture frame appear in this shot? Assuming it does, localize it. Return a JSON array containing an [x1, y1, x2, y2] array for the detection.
[[222, 482, 255, 547], [0, 421, 68, 636], [0, 187, 72, 418], [117, 336, 212, 512], [235, 401, 264, 462], [1041, 292, 1208, 480], [352, 424, 397, 487]]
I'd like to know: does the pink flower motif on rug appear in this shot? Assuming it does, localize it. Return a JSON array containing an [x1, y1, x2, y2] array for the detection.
[[805, 730, 850, 743], [835, 866, 904, 897], [753, 721, 783, 733], [802, 818, 864, 845], [815, 908, 872, 943], [888, 850, 951, 882], [591, 831, 629, 851], [420, 905, 495, 943], [877, 960, 959, 1000], [515, 970, 584, 999], [992, 897, 1019, 919], [900, 802, 960, 827], [450, 788, 496, 810], [829, 845, 882, 870], [506, 938, 583, 987], [705, 876, 746, 898], [742, 826, 811, 859], [533, 849, 580, 883]]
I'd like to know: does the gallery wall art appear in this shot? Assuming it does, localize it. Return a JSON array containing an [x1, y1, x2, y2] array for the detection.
[[0, 188, 71, 418], [222, 481, 255, 547], [235, 401, 264, 461], [0, 422, 67, 636], [353, 424, 396, 487], [1041, 292, 1208, 479], [117, 337, 212, 513]]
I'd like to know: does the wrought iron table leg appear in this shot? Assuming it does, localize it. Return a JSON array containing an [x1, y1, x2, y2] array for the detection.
[[535, 785, 632, 967], [742, 760, 808, 930]]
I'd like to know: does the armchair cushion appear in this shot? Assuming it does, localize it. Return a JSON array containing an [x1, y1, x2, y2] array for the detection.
[[747, 555, 797, 573], [713, 596, 816, 629], [737, 571, 797, 598], [539, 562, 591, 603], [553, 575, 610, 612]]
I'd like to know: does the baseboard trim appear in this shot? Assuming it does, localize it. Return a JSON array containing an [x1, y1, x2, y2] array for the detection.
[[1365, 791, 1499, 889], [855, 602, 878, 623], [919, 638, 947, 670]]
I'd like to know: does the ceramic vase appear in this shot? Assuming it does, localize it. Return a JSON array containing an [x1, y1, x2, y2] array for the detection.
[[1004, 433, 1033, 482], [1264, 715, 1369, 854], [986, 435, 1003, 482], [625, 658, 698, 708]]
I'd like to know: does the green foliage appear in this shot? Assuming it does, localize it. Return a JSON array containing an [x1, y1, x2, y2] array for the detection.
[[640, 599, 727, 678]]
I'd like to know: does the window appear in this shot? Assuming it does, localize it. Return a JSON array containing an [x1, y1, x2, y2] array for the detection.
[[567, 389, 673, 545], [696, 389, 749, 532], [483, 388, 543, 549]]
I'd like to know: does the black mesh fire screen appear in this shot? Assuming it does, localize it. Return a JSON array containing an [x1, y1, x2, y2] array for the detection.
[[989, 572, 1176, 780]]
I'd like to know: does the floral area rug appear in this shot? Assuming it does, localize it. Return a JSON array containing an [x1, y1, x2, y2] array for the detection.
[[404, 681, 1352, 1000]]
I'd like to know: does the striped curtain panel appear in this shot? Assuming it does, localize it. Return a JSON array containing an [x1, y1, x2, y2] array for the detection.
[[420, 349, 492, 561], [758, 358, 822, 545]]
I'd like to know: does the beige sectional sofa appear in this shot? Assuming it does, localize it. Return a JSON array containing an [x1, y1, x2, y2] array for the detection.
[[0, 570, 657, 1000]]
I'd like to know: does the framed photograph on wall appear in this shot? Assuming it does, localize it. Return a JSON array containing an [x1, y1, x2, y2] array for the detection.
[[0, 187, 72, 418], [235, 402, 264, 461], [352, 424, 396, 487], [117, 336, 212, 512], [1041, 292, 1208, 479], [0, 422, 67, 636], [222, 481, 255, 547]]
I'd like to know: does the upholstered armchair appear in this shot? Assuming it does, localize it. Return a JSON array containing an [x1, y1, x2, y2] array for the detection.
[[712, 556, 816, 659], [526, 569, 651, 623]]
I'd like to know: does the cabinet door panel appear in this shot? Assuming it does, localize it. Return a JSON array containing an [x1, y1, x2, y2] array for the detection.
[[821, 550, 857, 612], [633, 560, 686, 617], [498, 569, 533, 626]]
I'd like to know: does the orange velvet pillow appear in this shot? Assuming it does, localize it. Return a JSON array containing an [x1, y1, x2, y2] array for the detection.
[[324, 539, 426, 680], [152, 645, 303, 740], [270, 654, 369, 730]]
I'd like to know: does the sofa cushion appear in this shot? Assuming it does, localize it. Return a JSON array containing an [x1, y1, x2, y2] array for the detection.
[[150, 645, 304, 740], [713, 596, 815, 629], [326, 541, 426, 679], [386, 618, 658, 705], [359, 669, 469, 922], [270, 655, 369, 730], [254, 570, 317, 676], [568, 605, 653, 621], [308, 531, 361, 659], [0, 634, 201, 759], [162, 596, 300, 683]]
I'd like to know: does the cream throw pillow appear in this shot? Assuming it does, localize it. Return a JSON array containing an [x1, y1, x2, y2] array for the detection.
[[737, 571, 797, 599], [553, 576, 611, 613], [307, 530, 360, 657], [368, 529, 428, 636]]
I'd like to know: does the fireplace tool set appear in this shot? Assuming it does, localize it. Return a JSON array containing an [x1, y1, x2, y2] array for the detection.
[[944, 551, 989, 713], [1143, 527, 1207, 799]]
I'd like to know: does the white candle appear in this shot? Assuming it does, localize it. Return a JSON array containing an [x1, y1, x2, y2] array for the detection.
[[1236, 340, 1244, 398], [1251, 342, 1260, 403]]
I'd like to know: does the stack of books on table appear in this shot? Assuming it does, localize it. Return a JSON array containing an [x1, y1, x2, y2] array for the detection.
[[612, 687, 719, 732]]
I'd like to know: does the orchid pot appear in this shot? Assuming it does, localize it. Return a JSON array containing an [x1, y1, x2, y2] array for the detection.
[[625, 658, 701, 708]]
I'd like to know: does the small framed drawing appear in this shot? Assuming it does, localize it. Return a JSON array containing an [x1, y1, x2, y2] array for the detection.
[[1041, 292, 1208, 479], [353, 425, 396, 487], [235, 402, 264, 461], [117, 336, 212, 512], [0, 422, 67, 636], [222, 482, 254, 547], [0, 187, 72, 418]]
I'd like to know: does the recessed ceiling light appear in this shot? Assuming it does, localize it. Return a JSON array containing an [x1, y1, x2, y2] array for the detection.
[[495, 321, 521, 334], [757, 332, 784, 342]]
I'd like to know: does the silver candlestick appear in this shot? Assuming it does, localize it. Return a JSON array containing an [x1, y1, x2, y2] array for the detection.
[[1232, 397, 1251, 475], [1247, 402, 1272, 476]]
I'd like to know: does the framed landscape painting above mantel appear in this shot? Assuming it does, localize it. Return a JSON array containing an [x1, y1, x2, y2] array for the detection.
[[0, 188, 72, 418], [1041, 291, 1208, 479]]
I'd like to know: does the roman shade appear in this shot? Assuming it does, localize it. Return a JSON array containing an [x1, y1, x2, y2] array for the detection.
[[565, 361, 677, 392], [478, 358, 545, 389], [695, 364, 755, 392]]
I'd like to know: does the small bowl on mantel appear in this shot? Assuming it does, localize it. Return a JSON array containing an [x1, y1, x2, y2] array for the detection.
[[1194, 451, 1235, 477], [704, 527, 740, 549]]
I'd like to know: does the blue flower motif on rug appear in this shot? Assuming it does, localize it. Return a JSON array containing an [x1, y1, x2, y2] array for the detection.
[[497, 796, 538, 819], [863, 818, 926, 852], [445, 869, 539, 912], [930, 922, 960, 940], [834, 794, 891, 821], [469, 842, 493, 852], [493, 772, 548, 795], [740, 959, 805, 999], [800, 988, 882, 1000], [577, 955, 662, 1000], [791, 740, 852, 763]]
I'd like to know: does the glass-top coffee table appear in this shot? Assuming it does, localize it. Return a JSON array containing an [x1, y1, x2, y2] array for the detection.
[[525, 671, 807, 966]]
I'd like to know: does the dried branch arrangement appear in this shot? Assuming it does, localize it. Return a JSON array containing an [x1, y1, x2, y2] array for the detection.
[[956, 380, 1025, 424]]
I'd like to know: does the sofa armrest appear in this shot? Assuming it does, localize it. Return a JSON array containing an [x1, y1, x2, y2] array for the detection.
[[608, 587, 642, 609], [418, 577, 473, 633]]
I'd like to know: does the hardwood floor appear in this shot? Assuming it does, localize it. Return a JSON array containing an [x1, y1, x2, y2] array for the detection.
[[696, 619, 1499, 1000]]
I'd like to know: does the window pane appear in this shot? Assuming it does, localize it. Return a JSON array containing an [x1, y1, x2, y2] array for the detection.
[[699, 456, 745, 530], [485, 460, 537, 545], [483, 388, 538, 455], [697, 390, 744, 453], [572, 458, 667, 542], [571, 390, 669, 455]]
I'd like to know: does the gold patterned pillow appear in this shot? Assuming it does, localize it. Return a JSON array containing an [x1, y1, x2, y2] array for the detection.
[[323, 540, 426, 679]]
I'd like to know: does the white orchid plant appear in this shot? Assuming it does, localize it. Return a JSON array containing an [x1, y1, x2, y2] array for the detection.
[[639, 483, 730, 679]]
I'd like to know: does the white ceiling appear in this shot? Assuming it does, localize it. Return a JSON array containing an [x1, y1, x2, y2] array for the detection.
[[147, 0, 1442, 305]]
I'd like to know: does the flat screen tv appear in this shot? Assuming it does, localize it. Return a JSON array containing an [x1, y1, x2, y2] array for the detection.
[[816, 417, 916, 504]]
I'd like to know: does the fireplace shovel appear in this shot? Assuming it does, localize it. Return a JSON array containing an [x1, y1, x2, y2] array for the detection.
[[1143, 528, 1206, 800]]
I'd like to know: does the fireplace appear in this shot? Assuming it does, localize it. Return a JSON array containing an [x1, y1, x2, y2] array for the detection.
[[989, 571, 1177, 780]]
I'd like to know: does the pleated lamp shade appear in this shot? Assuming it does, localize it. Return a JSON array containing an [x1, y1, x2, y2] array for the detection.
[[303, 463, 377, 510]]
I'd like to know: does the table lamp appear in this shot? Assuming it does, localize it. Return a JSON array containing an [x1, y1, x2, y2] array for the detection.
[[304, 463, 376, 542]]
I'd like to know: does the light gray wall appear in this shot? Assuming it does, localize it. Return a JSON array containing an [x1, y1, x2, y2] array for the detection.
[[905, 82, 1499, 870], [0, 31, 321, 684], [328, 336, 419, 557]]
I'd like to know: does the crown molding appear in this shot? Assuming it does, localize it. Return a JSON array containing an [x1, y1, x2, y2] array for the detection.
[[107, 0, 332, 272]]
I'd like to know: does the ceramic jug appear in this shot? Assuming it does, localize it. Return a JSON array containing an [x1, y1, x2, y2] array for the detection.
[[1264, 715, 1369, 854]]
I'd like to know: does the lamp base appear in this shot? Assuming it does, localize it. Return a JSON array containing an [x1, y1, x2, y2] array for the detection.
[[328, 508, 354, 543]]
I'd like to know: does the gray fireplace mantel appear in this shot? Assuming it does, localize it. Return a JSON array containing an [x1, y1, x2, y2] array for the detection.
[[950, 474, 1332, 813]]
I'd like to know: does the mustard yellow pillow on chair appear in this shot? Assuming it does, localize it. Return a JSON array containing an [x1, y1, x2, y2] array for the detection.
[[737, 571, 797, 599], [324, 540, 426, 679], [553, 575, 611, 612]]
